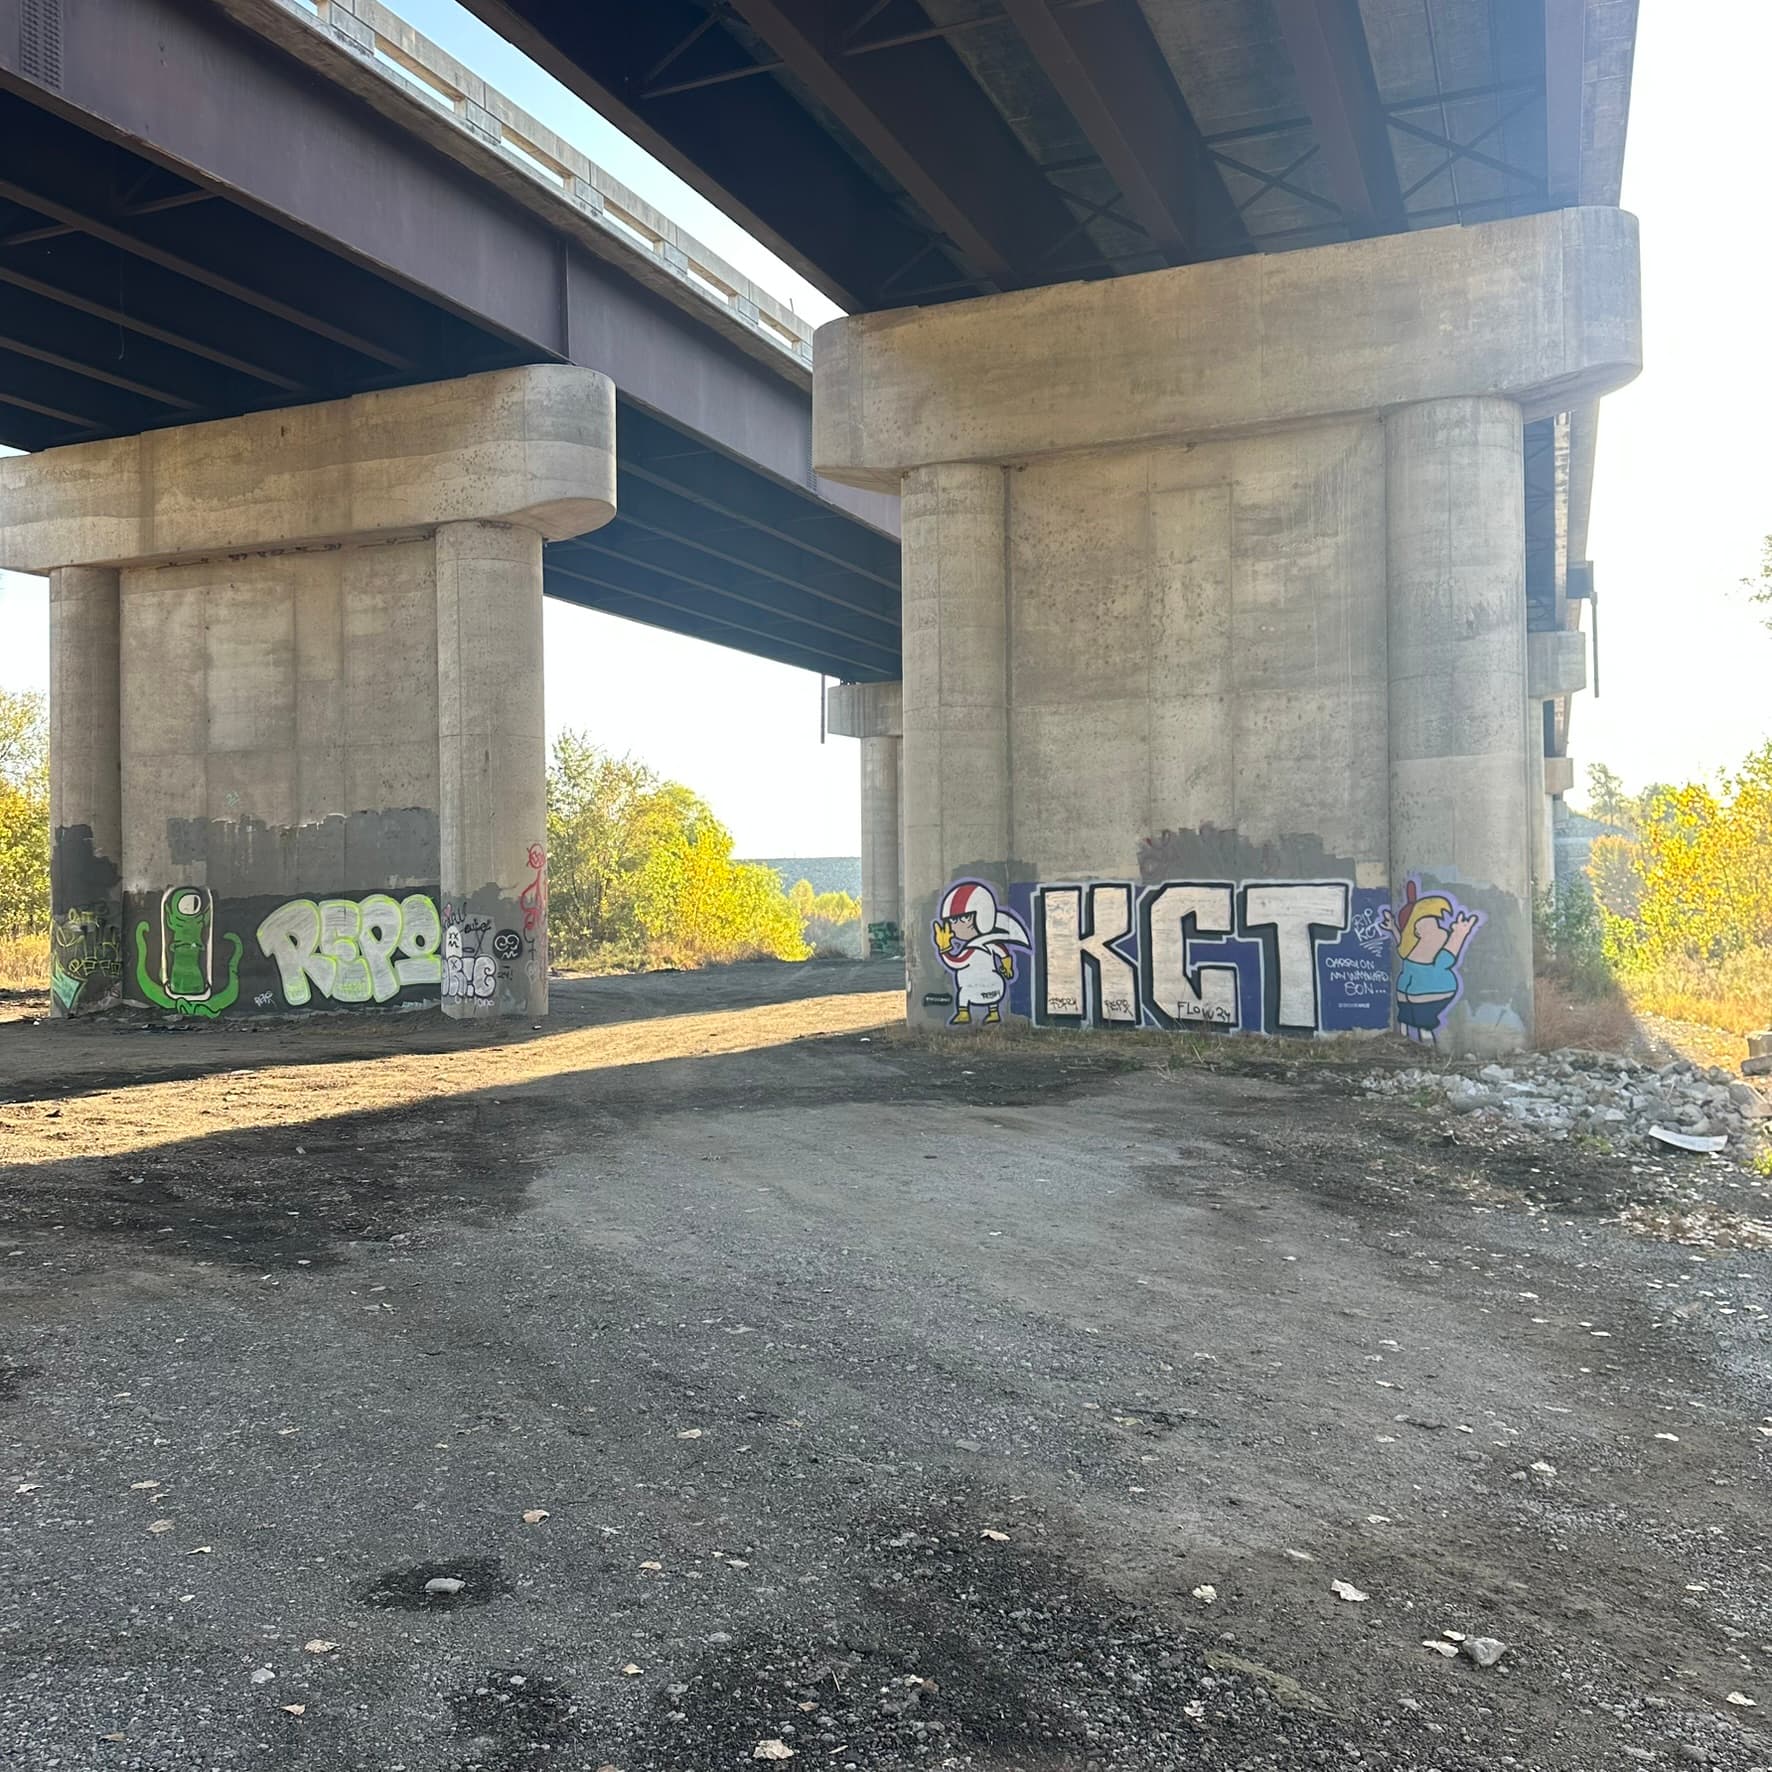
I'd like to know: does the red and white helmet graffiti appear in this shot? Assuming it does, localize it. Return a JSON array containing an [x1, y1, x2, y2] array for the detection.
[[938, 880, 1030, 946]]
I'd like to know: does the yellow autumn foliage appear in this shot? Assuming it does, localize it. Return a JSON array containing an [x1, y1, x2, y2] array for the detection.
[[1590, 743, 1772, 1032]]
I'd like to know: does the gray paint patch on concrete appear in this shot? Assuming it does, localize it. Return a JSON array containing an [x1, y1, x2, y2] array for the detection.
[[50, 821, 120, 913], [1139, 825, 1366, 888], [166, 808, 440, 898]]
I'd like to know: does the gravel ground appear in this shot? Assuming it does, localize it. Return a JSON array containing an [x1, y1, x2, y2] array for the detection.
[[2, 959, 1770, 1772]]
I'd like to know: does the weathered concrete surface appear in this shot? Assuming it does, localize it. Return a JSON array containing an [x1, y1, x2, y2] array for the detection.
[[0, 366, 617, 576], [859, 734, 903, 943], [899, 464, 1011, 1021], [16, 368, 614, 1019], [46, 567, 123, 1017], [1387, 398, 1532, 1054], [827, 681, 905, 944], [0, 964, 1767, 1771], [815, 209, 1642, 493], [814, 209, 1642, 1051], [436, 520, 548, 1019], [1528, 627, 1589, 701], [825, 679, 902, 741]]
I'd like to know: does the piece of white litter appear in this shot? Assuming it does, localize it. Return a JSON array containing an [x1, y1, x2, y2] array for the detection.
[[1331, 1580, 1369, 1603], [1648, 1126, 1727, 1154], [1191, 1585, 1217, 1604], [1422, 1640, 1459, 1658], [1654, 1433, 1680, 1443], [1725, 1692, 1757, 1708], [249, 1667, 275, 1686]]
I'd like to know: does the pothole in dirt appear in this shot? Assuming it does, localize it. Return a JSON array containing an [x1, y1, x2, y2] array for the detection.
[[449, 1668, 588, 1769], [356, 1555, 510, 1612]]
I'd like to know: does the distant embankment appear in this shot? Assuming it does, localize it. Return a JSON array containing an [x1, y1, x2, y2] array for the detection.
[[748, 857, 862, 898]]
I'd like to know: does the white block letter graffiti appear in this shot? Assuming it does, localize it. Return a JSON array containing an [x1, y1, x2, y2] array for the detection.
[[257, 893, 444, 1007], [1140, 883, 1237, 1028], [1240, 883, 1351, 1032], [1035, 883, 1138, 1026], [442, 918, 497, 1001]]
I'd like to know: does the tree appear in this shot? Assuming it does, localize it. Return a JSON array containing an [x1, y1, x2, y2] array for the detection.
[[1581, 761, 1635, 831], [544, 730, 808, 968], [0, 688, 49, 937], [1585, 833, 1643, 919], [1600, 742, 1772, 975]]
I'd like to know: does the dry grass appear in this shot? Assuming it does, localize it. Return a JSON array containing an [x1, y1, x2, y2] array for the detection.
[[0, 933, 46, 993], [1532, 966, 1643, 1054], [1621, 954, 1772, 1039]]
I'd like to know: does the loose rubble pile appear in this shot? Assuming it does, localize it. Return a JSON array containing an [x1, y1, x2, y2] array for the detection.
[[1364, 1047, 1771, 1155]]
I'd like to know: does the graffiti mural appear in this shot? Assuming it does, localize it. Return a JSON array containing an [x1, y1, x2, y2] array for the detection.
[[256, 893, 443, 1007], [933, 875, 1399, 1036], [50, 906, 122, 1013], [135, 887, 243, 1018], [868, 920, 904, 958], [442, 909, 498, 1003], [1032, 878, 1390, 1034], [931, 880, 1031, 1025], [1386, 879, 1481, 1045], [519, 843, 547, 940]]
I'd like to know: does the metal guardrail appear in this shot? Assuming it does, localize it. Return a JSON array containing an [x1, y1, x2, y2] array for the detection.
[[275, 0, 818, 368]]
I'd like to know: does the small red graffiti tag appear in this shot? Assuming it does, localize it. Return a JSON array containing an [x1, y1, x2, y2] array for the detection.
[[519, 843, 547, 937]]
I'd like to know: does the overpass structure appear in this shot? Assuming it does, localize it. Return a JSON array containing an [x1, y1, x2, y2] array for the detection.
[[0, 0, 899, 1021], [464, 0, 1641, 1050], [3, 0, 1640, 1053]]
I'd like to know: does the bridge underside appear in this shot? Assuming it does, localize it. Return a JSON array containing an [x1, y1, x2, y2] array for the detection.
[[0, 19, 900, 686], [551, 403, 901, 685]]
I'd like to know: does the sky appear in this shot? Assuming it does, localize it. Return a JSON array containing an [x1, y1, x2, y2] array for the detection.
[[1, 0, 1766, 842]]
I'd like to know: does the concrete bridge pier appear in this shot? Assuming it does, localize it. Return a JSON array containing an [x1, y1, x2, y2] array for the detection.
[[826, 681, 904, 954], [814, 209, 1641, 1052], [1, 366, 617, 1022]]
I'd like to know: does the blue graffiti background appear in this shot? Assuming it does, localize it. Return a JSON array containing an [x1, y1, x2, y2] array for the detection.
[[998, 881, 1393, 1032]]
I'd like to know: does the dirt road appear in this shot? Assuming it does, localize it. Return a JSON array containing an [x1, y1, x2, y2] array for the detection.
[[2, 960, 1769, 1771]]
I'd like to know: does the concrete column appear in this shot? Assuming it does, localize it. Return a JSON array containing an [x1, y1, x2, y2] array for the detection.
[[900, 462, 1009, 1025], [859, 732, 903, 946], [47, 567, 124, 1016], [1387, 396, 1532, 1053], [436, 520, 548, 1020], [1528, 703, 1556, 904]]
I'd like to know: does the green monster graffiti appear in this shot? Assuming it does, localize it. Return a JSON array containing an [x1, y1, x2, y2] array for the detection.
[[134, 886, 243, 1018]]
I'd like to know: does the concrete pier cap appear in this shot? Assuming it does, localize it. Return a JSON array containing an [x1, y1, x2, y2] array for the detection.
[[812, 209, 1641, 1053], [9, 366, 617, 1023]]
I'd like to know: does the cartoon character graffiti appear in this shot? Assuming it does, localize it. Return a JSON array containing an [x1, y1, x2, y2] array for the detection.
[[931, 880, 1030, 1025], [1385, 880, 1480, 1044], [135, 886, 243, 1018]]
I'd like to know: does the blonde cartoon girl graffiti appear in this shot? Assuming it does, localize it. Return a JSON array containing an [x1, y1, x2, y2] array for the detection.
[[1384, 880, 1480, 1044], [932, 880, 1029, 1025]]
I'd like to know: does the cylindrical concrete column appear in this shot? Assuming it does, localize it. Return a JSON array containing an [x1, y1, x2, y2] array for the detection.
[[1527, 700, 1555, 903], [900, 462, 1009, 1024], [1387, 397, 1532, 1054], [859, 733, 902, 949], [47, 567, 124, 1016], [435, 520, 547, 1019]]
